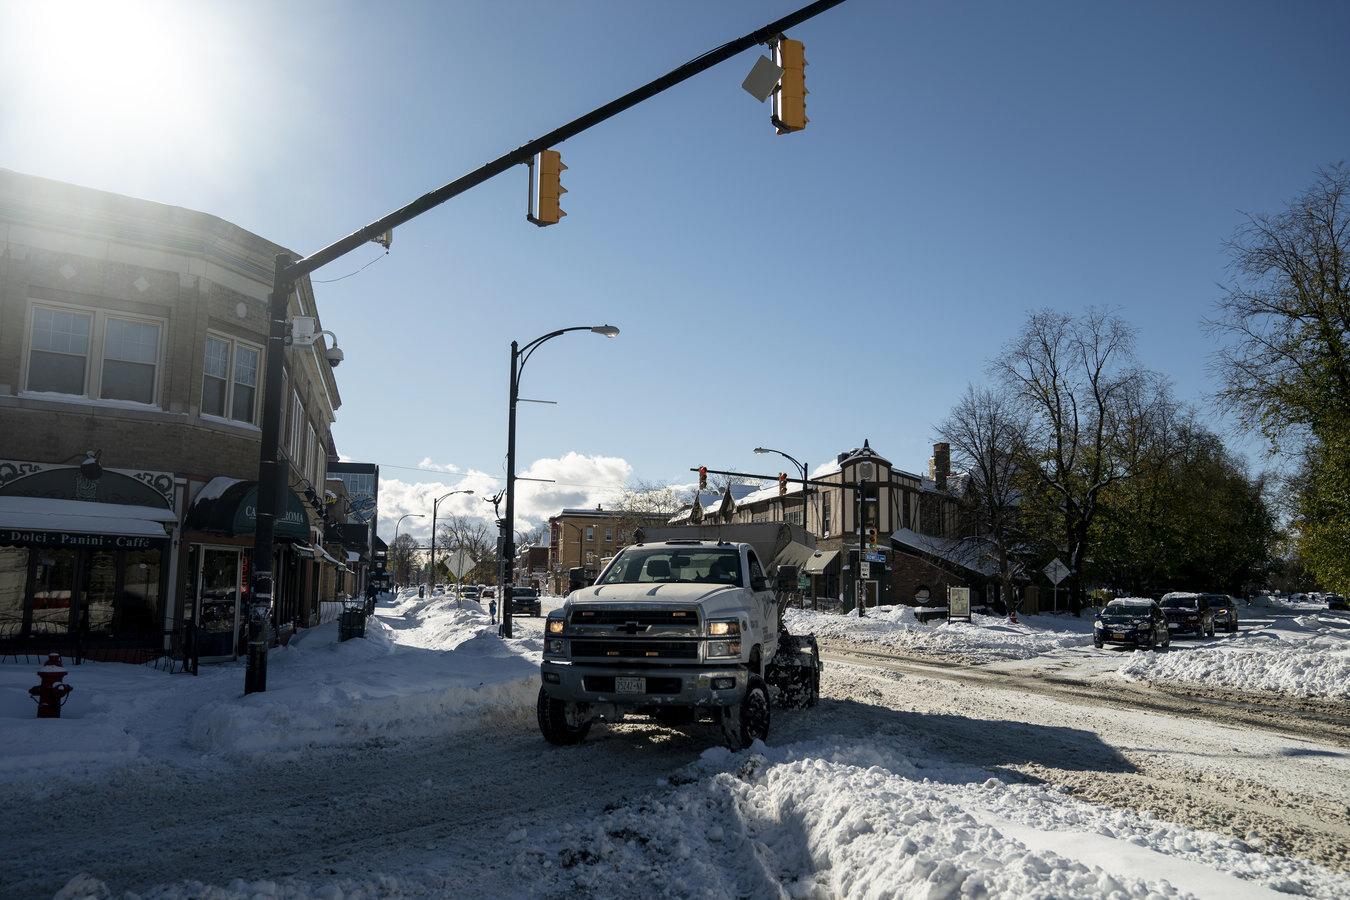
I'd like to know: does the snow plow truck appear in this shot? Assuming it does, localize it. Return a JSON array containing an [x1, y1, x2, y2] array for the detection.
[[537, 523, 822, 749]]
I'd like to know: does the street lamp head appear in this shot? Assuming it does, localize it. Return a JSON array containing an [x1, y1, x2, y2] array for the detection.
[[590, 325, 620, 339], [462, 490, 475, 495], [754, 447, 769, 454]]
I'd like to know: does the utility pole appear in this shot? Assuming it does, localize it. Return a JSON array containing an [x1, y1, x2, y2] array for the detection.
[[246, 0, 850, 692]]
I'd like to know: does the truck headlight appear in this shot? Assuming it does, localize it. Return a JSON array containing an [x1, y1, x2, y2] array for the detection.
[[547, 619, 565, 635], [706, 640, 741, 659], [708, 619, 740, 637], [547, 639, 565, 655]]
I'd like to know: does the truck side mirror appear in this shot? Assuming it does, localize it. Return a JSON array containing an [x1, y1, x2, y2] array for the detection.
[[751, 576, 768, 592]]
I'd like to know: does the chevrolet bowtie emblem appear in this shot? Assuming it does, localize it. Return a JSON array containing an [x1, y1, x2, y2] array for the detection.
[[620, 621, 642, 635]]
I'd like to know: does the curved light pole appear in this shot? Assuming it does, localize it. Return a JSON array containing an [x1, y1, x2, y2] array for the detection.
[[502, 325, 619, 637], [754, 446, 811, 530], [755, 446, 813, 608], [393, 513, 424, 585], [430, 490, 474, 590]]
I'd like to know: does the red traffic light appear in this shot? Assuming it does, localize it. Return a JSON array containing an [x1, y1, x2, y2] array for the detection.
[[778, 473, 788, 495], [698, 466, 708, 490]]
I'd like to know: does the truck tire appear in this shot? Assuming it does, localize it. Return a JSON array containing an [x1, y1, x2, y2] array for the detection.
[[719, 675, 770, 750], [537, 687, 590, 746]]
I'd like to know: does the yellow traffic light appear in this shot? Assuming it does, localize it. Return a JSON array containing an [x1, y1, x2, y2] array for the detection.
[[528, 149, 567, 226], [772, 38, 807, 134]]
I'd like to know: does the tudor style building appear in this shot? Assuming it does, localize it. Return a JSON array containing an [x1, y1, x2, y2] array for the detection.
[[0, 169, 355, 659], [673, 441, 994, 610]]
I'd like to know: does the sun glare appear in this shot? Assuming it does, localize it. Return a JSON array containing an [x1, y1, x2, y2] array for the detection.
[[3, 1, 241, 177]]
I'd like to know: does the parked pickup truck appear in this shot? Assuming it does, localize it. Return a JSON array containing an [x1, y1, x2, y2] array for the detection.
[[537, 526, 821, 749]]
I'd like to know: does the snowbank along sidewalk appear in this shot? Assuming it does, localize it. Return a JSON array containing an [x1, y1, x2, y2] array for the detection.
[[0, 590, 540, 780], [786, 604, 1095, 663], [512, 737, 1344, 899], [1118, 611, 1350, 701]]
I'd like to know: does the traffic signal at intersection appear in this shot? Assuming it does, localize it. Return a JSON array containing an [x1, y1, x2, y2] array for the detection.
[[527, 149, 567, 226], [772, 37, 808, 134]]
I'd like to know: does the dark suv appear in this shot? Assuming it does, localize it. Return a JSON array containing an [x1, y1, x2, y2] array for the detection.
[[1160, 593, 1215, 638], [511, 586, 542, 617], [1094, 599, 1171, 650], [1208, 595, 1239, 633]]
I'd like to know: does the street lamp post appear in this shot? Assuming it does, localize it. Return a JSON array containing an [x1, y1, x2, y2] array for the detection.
[[754, 446, 811, 608], [393, 513, 424, 586], [430, 490, 474, 592], [502, 325, 619, 638]]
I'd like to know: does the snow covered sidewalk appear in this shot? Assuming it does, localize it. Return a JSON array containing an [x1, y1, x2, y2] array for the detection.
[[1118, 612, 1350, 702], [0, 591, 540, 780], [786, 604, 1095, 663]]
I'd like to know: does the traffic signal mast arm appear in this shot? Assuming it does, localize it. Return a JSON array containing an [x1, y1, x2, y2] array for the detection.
[[690, 466, 870, 493], [278, 0, 846, 284]]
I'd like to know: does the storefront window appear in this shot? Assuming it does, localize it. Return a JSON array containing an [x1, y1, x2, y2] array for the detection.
[[117, 550, 162, 637], [31, 550, 76, 635], [0, 548, 27, 624], [82, 551, 118, 634]]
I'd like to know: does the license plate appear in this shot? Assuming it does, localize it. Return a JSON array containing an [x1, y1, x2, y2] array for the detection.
[[1112, 632, 1125, 640], [615, 677, 645, 694]]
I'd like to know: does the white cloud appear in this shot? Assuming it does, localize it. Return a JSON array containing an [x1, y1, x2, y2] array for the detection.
[[377, 452, 634, 542], [416, 457, 461, 474]]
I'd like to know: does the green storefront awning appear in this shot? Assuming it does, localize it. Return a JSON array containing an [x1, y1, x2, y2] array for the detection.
[[186, 477, 311, 541]]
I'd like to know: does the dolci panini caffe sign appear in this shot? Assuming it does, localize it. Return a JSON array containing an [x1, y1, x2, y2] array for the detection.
[[2, 529, 162, 550]]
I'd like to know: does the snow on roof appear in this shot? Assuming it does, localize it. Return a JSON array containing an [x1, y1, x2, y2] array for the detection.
[[0, 495, 178, 523], [193, 476, 242, 504], [1109, 597, 1155, 606], [0, 497, 172, 538], [735, 482, 803, 507], [890, 527, 999, 577]]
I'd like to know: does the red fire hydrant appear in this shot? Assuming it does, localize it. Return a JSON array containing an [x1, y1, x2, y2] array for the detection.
[[29, 653, 74, 718]]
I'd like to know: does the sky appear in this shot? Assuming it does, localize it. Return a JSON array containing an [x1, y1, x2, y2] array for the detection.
[[3, 0, 1347, 542]]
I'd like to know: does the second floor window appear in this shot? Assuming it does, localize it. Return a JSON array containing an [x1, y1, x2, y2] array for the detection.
[[585, 526, 594, 541], [822, 495, 832, 535], [27, 305, 163, 405], [28, 306, 91, 396], [202, 335, 261, 424], [101, 318, 161, 404], [604, 527, 612, 542]]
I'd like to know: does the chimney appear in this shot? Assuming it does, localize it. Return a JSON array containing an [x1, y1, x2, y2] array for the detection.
[[931, 442, 950, 491]]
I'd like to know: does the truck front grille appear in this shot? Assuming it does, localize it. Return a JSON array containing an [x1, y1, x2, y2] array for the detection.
[[570, 608, 698, 627], [570, 639, 699, 660]]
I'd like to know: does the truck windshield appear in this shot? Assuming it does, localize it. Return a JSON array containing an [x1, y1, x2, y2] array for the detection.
[[599, 547, 743, 586]]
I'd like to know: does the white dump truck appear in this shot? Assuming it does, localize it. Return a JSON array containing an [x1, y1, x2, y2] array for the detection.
[[537, 523, 822, 749]]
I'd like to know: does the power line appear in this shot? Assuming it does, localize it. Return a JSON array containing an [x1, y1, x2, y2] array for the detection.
[[311, 251, 387, 283]]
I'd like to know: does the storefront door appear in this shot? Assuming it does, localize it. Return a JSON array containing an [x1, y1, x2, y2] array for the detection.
[[195, 547, 241, 659]]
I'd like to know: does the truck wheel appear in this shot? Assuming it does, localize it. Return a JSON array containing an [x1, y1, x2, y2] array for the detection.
[[537, 687, 590, 746], [719, 675, 770, 750]]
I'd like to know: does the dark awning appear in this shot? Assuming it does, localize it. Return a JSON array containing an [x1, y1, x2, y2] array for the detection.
[[803, 550, 840, 575], [186, 477, 310, 542]]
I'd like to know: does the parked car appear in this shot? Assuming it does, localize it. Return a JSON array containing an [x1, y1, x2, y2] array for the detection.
[[481, 587, 496, 601], [460, 586, 481, 602], [1209, 595, 1240, 632], [1160, 592, 1215, 637], [511, 586, 543, 617], [1326, 594, 1348, 611], [1094, 598, 1171, 650]]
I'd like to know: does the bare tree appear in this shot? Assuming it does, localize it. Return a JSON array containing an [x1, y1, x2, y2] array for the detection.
[[612, 480, 686, 541], [437, 514, 497, 584], [936, 385, 1032, 610], [387, 532, 419, 586], [994, 308, 1173, 613]]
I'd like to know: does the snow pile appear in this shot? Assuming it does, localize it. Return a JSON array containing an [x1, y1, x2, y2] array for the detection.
[[0, 596, 541, 779], [524, 739, 1340, 898], [786, 605, 1095, 662], [1119, 613, 1350, 701]]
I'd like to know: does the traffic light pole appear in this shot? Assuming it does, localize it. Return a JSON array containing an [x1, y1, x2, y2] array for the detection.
[[246, 0, 849, 693]]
